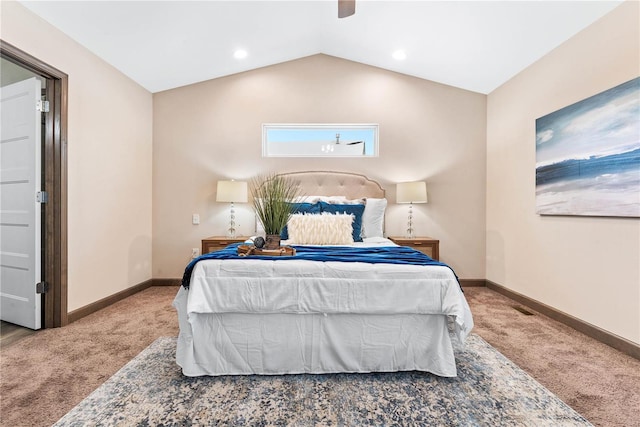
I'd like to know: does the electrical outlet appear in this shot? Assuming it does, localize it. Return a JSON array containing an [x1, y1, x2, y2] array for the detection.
[[191, 248, 200, 258]]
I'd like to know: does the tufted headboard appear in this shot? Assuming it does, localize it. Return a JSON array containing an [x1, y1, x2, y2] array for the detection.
[[277, 171, 385, 199]]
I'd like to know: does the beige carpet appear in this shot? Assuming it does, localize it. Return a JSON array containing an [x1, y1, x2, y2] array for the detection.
[[466, 288, 640, 427], [0, 286, 638, 427]]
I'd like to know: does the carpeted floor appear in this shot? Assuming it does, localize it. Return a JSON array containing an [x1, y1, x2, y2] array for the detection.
[[467, 288, 640, 427], [54, 335, 591, 426], [1, 286, 639, 426]]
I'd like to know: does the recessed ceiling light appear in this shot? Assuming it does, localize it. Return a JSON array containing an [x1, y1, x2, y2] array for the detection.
[[233, 49, 248, 59], [392, 50, 407, 61]]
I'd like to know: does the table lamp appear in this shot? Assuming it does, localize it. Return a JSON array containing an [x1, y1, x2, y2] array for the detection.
[[396, 181, 427, 238], [216, 180, 248, 238]]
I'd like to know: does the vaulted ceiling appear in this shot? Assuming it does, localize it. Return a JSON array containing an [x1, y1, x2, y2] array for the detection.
[[19, 1, 623, 94]]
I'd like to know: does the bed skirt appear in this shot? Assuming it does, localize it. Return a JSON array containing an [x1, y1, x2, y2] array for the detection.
[[174, 289, 458, 377]]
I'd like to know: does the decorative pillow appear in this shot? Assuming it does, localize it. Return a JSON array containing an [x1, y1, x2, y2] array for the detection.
[[339, 198, 366, 205], [280, 202, 322, 239], [294, 196, 365, 204], [295, 196, 341, 204], [319, 201, 365, 242], [361, 198, 387, 238], [287, 213, 354, 245], [255, 217, 265, 236]]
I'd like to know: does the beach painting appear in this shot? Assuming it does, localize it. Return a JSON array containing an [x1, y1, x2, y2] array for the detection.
[[535, 77, 640, 217]]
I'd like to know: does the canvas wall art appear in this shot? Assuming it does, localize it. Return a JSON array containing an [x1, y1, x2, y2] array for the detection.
[[535, 77, 639, 217]]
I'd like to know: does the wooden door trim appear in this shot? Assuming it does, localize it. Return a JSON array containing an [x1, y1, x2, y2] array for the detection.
[[1, 40, 68, 327]]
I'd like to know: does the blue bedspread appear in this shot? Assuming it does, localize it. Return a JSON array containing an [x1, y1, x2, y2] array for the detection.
[[181, 244, 458, 289]]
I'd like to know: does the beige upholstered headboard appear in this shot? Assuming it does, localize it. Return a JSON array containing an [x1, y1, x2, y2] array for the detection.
[[278, 171, 385, 199]]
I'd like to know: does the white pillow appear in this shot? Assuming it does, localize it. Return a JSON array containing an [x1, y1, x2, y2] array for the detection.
[[287, 213, 354, 245], [339, 198, 366, 205], [255, 220, 265, 236], [361, 198, 387, 238], [294, 195, 364, 204]]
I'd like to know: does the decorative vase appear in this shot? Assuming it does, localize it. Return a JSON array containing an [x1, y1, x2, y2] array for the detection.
[[265, 234, 281, 250]]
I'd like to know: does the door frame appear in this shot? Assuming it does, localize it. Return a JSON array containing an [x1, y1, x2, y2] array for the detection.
[[1, 40, 68, 328]]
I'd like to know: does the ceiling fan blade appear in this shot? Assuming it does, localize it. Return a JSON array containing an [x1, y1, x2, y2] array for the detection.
[[338, 0, 355, 18]]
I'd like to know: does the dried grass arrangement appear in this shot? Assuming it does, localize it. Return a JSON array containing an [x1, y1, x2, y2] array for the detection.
[[251, 173, 301, 249]]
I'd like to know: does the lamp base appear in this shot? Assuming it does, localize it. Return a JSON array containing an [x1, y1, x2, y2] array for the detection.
[[405, 203, 415, 238], [228, 202, 237, 238]]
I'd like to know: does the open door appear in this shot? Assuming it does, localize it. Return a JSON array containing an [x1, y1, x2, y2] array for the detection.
[[0, 77, 43, 330]]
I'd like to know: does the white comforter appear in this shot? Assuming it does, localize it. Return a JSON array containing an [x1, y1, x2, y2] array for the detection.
[[174, 239, 474, 377]]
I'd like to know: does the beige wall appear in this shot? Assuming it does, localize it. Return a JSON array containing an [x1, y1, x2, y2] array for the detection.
[[3, 0, 634, 345], [153, 55, 487, 279], [1, 1, 154, 312], [486, 2, 639, 344]]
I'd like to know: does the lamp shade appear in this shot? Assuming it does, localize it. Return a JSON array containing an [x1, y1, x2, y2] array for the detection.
[[216, 180, 248, 203], [396, 181, 427, 204]]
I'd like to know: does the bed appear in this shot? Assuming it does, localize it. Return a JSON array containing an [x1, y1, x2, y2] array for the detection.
[[173, 171, 473, 378]]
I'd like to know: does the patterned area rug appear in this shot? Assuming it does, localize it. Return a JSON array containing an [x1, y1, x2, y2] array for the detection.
[[54, 335, 592, 426]]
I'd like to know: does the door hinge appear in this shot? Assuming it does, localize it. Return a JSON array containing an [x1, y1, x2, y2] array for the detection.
[[36, 191, 48, 203], [36, 99, 50, 113], [36, 282, 49, 294]]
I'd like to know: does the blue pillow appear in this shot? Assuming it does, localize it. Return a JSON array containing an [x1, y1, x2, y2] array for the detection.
[[281, 202, 321, 239], [319, 202, 365, 242]]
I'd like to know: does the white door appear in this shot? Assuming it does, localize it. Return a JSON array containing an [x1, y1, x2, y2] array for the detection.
[[0, 77, 42, 330]]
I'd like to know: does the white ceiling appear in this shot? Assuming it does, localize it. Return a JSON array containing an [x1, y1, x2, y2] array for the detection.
[[19, 0, 623, 94]]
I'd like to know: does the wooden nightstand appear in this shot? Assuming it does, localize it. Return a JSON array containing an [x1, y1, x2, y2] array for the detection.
[[201, 236, 249, 255], [388, 236, 440, 261]]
